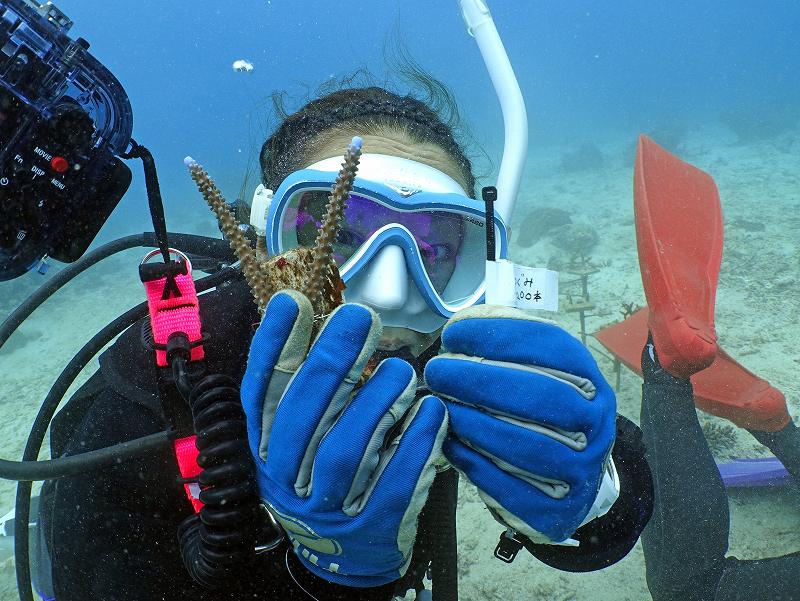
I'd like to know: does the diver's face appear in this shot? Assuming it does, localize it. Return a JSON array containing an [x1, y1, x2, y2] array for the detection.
[[303, 129, 471, 357]]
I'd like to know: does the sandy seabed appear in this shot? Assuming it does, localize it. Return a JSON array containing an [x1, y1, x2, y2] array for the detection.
[[0, 124, 798, 600]]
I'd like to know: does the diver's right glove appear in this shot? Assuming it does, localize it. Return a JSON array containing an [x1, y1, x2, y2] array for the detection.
[[241, 291, 448, 588]]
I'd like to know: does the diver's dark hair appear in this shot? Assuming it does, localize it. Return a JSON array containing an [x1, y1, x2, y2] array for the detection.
[[259, 70, 476, 196]]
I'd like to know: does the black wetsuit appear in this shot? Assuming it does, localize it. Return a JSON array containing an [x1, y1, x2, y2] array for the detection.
[[38, 276, 650, 600], [640, 341, 800, 601]]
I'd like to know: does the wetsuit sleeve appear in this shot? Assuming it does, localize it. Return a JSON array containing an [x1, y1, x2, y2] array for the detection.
[[520, 415, 654, 572]]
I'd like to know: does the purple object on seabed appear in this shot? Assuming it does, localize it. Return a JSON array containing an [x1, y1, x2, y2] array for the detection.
[[717, 457, 793, 488]]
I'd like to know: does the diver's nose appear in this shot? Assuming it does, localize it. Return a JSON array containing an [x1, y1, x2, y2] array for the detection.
[[355, 245, 408, 310]]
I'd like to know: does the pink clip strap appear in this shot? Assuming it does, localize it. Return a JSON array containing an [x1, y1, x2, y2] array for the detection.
[[173, 435, 204, 513], [141, 259, 205, 367]]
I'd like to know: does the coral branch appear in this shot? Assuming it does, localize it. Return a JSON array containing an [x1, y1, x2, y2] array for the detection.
[[183, 156, 272, 310], [183, 136, 362, 319], [305, 136, 362, 310]]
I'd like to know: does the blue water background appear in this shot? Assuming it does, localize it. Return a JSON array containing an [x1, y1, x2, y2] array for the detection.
[[0, 0, 797, 311], [46, 0, 799, 245]]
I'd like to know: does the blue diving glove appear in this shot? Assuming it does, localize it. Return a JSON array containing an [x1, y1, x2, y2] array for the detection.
[[241, 291, 448, 588], [425, 305, 618, 544]]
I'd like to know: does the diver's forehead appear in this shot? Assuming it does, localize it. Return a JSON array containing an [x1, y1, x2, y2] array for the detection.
[[305, 153, 467, 196], [306, 131, 468, 192]]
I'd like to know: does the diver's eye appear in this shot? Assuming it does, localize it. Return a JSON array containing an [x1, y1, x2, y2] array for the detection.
[[422, 243, 454, 263]]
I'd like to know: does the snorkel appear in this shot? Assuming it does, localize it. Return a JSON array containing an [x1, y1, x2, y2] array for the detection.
[[459, 0, 528, 229], [459, 0, 535, 309]]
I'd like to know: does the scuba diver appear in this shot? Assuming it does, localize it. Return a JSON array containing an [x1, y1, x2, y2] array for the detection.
[[0, 1, 654, 600], [37, 87, 652, 601], [631, 136, 800, 601]]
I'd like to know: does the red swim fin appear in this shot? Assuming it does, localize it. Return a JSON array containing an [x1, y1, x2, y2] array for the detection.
[[594, 308, 790, 432], [634, 135, 723, 378]]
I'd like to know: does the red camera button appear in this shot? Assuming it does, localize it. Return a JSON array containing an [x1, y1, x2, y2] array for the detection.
[[50, 156, 69, 173]]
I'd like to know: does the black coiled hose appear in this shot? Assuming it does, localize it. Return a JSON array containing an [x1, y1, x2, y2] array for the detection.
[[177, 373, 264, 587]]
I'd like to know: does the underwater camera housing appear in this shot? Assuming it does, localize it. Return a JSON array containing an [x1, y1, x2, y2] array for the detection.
[[0, 0, 133, 280]]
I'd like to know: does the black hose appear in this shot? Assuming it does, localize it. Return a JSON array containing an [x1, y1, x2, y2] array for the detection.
[[0, 232, 234, 351], [0, 432, 170, 480], [1, 234, 144, 349], [13, 266, 237, 601], [177, 374, 262, 587], [122, 141, 170, 263], [3, 266, 238, 482], [428, 469, 459, 601]]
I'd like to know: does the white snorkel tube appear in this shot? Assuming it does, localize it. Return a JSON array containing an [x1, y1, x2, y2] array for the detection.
[[459, 0, 528, 227], [459, 0, 533, 308]]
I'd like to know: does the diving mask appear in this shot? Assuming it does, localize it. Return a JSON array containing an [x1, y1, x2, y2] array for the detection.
[[263, 153, 508, 332]]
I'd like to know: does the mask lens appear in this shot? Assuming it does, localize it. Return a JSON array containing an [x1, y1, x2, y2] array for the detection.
[[279, 190, 484, 297], [281, 190, 368, 265]]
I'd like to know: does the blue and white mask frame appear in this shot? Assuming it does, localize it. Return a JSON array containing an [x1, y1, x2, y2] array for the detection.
[[264, 153, 509, 332]]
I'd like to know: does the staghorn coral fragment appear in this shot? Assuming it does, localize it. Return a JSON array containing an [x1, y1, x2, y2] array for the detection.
[[183, 136, 361, 325], [184, 156, 272, 310], [305, 136, 362, 314]]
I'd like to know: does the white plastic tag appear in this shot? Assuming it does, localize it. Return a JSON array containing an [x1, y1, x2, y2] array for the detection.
[[485, 259, 559, 312]]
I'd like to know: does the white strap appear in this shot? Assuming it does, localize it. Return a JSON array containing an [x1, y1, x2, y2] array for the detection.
[[579, 457, 621, 528]]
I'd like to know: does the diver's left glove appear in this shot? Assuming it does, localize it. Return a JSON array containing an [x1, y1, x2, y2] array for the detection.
[[241, 291, 448, 588], [425, 305, 618, 545]]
